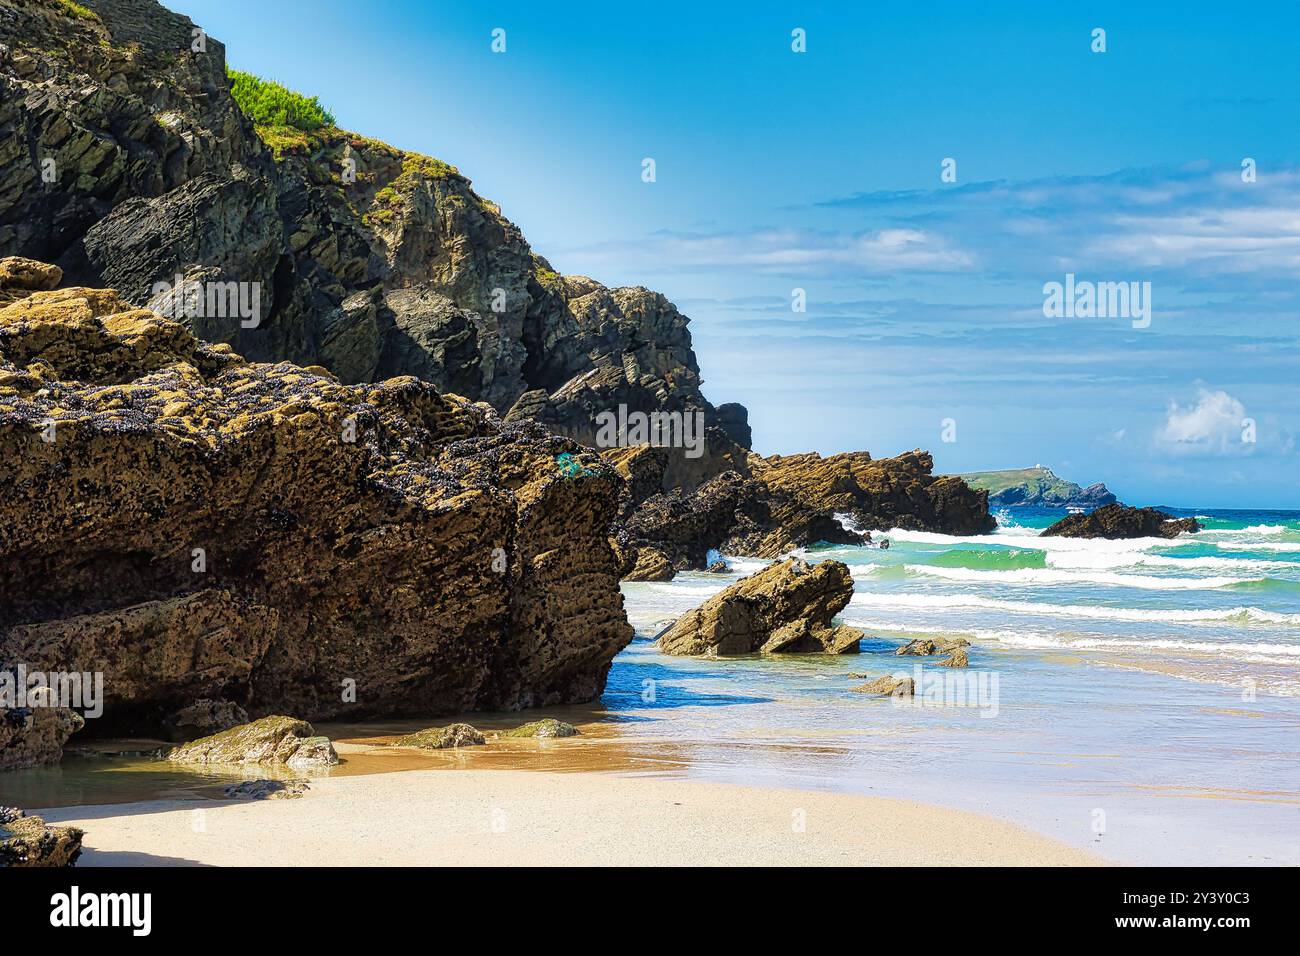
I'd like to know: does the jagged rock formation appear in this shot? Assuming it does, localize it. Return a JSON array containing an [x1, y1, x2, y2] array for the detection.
[[0, 806, 83, 866], [0, 0, 744, 489], [1041, 503, 1201, 540], [0, 705, 85, 770], [618, 449, 993, 571], [749, 450, 995, 535], [960, 466, 1116, 508], [657, 558, 862, 656], [0, 260, 633, 734]]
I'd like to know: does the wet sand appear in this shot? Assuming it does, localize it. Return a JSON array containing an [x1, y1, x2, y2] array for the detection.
[[41, 767, 1106, 867]]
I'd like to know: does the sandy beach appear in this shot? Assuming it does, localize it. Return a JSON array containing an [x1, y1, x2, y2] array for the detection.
[[40, 768, 1105, 867]]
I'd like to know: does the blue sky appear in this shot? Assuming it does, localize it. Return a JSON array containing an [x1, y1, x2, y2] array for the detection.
[[178, 0, 1300, 508]]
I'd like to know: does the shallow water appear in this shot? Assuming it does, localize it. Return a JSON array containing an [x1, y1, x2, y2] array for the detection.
[[6, 507, 1298, 865]]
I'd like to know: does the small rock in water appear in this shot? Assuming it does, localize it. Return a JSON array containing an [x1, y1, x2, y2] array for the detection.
[[499, 718, 580, 738], [704, 560, 729, 573], [223, 779, 309, 800], [896, 639, 939, 656], [938, 647, 970, 668], [391, 723, 486, 749], [851, 676, 915, 697]]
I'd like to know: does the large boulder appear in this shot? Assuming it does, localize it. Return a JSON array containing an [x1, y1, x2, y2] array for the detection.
[[167, 715, 338, 767], [657, 558, 862, 656], [0, 267, 633, 732], [0, 807, 83, 867], [1041, 503, 1201, 540], [0, 706, 85, 771]]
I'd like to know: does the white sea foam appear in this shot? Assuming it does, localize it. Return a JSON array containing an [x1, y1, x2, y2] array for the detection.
[[899, 564, 1250, 590], [840, 617, 1300, 659], [845, 591, 1300, 626], [1044, 551, 1289, 573]]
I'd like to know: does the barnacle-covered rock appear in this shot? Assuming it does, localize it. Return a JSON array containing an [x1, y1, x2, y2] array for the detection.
[[0, 263, 633, 734]]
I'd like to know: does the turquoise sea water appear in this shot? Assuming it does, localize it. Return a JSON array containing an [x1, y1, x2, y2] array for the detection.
[[608, 507, 1300, 865]]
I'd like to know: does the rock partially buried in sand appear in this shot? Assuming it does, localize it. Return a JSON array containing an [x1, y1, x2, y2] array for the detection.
[[499, 718, 580, 738], [0, 807, 83, 867], [0, 705, 85, 771], [223, 779, 310, 800], [657, 558, 862, 656], [852, 676, 915, 697], [167, 716, 339, 767], [163, 699, 250, 743], [392, 723, 486, 749]]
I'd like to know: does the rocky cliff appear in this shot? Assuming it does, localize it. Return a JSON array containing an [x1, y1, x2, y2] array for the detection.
[[0, 258, 632, 735], [0, 0, 992, 542], [0, 0, 746, 490]]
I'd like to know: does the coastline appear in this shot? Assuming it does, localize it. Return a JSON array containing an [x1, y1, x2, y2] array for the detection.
[[37, 767, 1105, 867]]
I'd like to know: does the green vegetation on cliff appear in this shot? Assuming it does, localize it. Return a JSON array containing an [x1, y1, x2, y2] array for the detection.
[[226, 69, 336, 130], [54, 0, 98, 20]]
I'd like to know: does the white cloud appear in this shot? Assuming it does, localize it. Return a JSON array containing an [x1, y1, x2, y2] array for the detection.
[[1156, 388, 1253, 456], [562, 227, 975, 275]]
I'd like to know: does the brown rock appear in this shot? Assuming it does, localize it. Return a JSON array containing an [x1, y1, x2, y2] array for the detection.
[[657, 558, 861, 656], [938, 647, 970, 668], [1040, 502, 1202, 540], [223, 779, 309, 800], [896, 639, 940, 656], [623, 547, 675, 582], [163, 699, 250, 742], [0, 807, 83, 867], [391, 722, 486, 749], [0, 276, 633, 731], [167, 715, 339, 766], [0, 706, 85, 771], [852, 676, 915, 697]]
